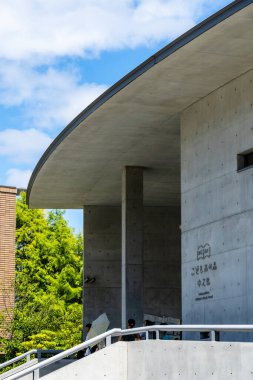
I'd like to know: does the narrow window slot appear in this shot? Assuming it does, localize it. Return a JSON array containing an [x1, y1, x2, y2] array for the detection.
[[237, 150, 253, 171]]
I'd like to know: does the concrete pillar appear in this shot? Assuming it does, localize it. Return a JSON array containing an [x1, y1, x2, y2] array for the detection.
[[122, 166, 143, 328], [83, 206, 121, 336]]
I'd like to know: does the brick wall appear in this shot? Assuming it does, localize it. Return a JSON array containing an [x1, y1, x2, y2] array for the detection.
[[0, 186, 17, 331]]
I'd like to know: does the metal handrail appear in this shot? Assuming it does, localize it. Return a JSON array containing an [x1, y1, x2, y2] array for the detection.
[[4, 328, 121, 380], [0, 350, 37, 370], [0, 349, 66, 373], [5, 324, 253, 380]]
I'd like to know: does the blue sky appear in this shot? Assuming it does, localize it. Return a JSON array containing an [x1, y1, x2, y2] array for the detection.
[[0, 0, 231, 233]]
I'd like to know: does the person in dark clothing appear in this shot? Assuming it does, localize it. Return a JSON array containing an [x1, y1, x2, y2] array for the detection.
[[77, 323, 92, 359], [140, 319, 154, 339], [119, 318, 141, 341], [85, 323, 99, 354]]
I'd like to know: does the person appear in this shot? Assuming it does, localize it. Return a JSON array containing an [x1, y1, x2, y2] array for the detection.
[[162, 331, 174, 340], [119, 318, 141, 341], [140, 319, 154, 340], [85, 323, 99, 355], [77, 323, 92, 359], [162, 326, 179, 340]]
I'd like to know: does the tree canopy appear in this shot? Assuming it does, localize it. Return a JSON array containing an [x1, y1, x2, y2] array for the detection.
[[1, 193, 83, 359]]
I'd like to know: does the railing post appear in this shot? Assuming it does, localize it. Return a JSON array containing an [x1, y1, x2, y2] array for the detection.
[[26, 354, 30, 363], [145, 331, 149, 340], [155, 330, 159, 340], [33, 369, 39, 380], [106, 335, 112, 346], [210, 330, 216, 341]]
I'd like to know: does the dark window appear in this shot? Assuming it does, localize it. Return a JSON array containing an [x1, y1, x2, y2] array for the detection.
[[237, 150, 253, 171]]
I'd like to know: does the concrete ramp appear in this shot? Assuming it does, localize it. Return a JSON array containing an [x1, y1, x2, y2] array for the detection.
[[40, 340, 253, 380]]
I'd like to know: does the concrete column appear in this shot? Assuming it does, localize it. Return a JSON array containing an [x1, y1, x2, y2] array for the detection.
[[83, 206, 121, 337], [122, 166, 143, 328]]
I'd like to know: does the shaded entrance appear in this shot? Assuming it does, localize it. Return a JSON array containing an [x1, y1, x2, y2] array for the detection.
[[83, 165, 181, 329]]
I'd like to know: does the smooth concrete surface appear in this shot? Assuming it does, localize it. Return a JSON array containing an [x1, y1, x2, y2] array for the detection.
[[41, 343, 127, 380], [39, 359, 76, 377], [127, 340, 253, 379], [122, 167, 144, 328], [0, 359, 76, 380], [181, 67, 253, 340], [38, 340, 253, 380], [143, 207, 181, 320], [28, 3, 253, 209], [83, 206, 121, 329], [83, 206, 181, 329]]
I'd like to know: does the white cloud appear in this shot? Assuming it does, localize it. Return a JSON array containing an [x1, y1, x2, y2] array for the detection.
[[0, 128, 52, 163], [5, 168, 32, 188], [0, 63, 107, 129], [0, 0, 230, 132], [0, 0, 230, 61], [26, 70, 107, 129]]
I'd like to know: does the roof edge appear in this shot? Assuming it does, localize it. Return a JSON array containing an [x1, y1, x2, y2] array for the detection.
[[27, 0, 253, 207]]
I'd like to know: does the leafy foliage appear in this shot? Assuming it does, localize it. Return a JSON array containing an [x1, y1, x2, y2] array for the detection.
[[1, 193, 83, 359]]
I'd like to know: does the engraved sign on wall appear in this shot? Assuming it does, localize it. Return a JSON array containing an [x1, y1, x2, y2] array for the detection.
[[191, 244, 218, 301]]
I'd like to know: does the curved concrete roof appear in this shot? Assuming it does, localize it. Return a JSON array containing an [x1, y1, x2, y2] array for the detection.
[[28, 0, 253, 209]]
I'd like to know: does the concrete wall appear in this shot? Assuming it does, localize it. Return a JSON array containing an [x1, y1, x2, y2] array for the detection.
[[181, 68, 253, 339], [39, 340, 253, 380], [83, 205, 181, 329], [41, 343, 127, 380], [83, 206, 121, 329], [0, 359, 76, 380], [143, 207, 181, 319]]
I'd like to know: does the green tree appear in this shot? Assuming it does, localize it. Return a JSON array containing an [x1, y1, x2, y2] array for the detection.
[[1, 193, 83, 359]]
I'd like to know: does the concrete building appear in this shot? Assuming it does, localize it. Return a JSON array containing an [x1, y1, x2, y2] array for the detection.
[[0, 186, 17, 331], [27, 0, 253, 336]]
